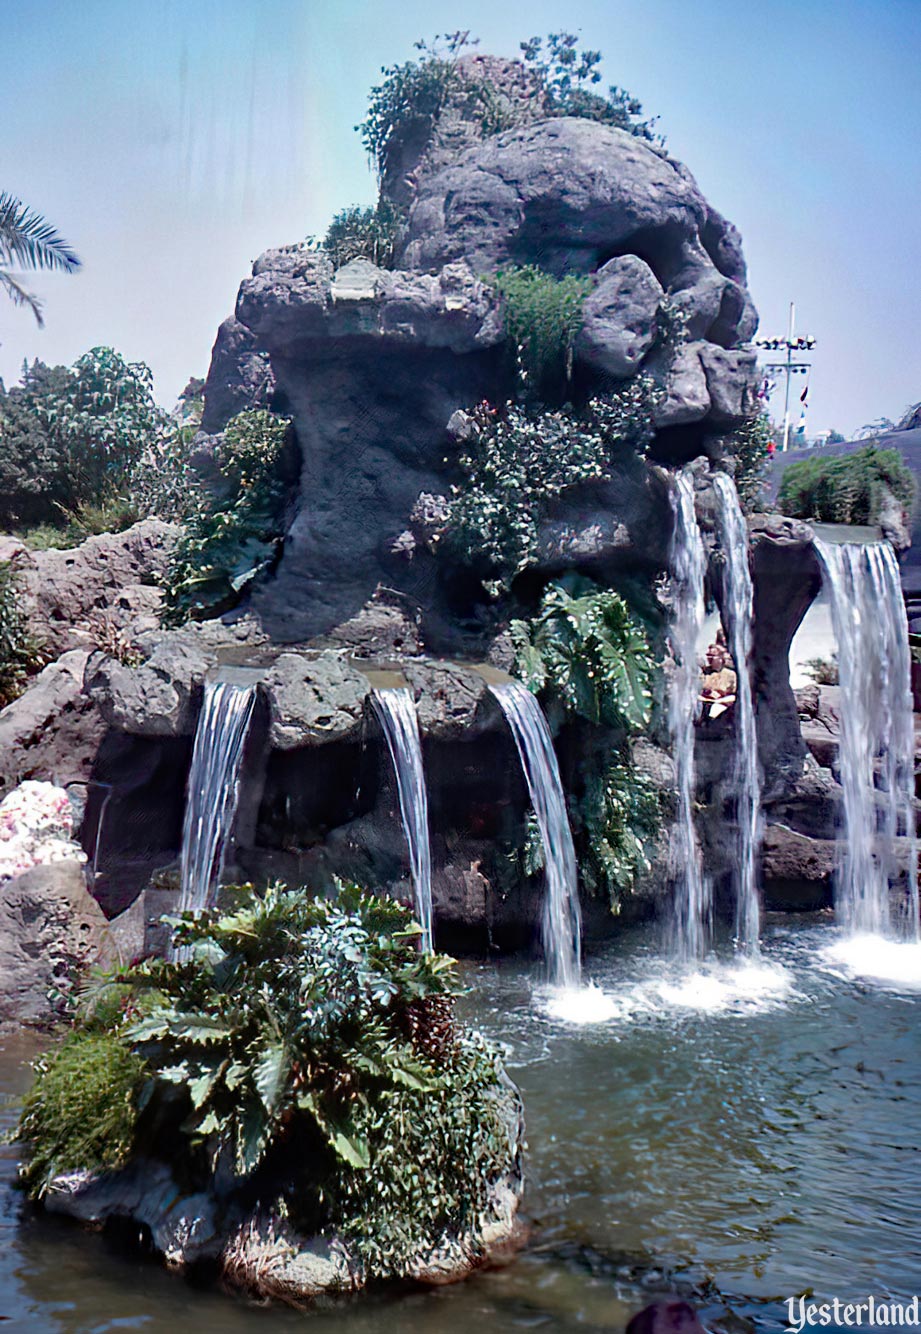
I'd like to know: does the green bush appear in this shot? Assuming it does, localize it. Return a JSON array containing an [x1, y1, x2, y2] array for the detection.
[[445, 384, 656, 596], [0, 560, 44, 706], [357, 31, 660, 179], [16, 1033, 147, 1198], [0, 348, 165, 529], [324, 201, 400, 269], [725, 412, 775, 514], [163, 409, 292, 624], [575, 759, 662, 911], [778, 445, 915, 526], [16, 885, 514, 1275], [510, 575, 653, 730], [489, 265, 593, 391]]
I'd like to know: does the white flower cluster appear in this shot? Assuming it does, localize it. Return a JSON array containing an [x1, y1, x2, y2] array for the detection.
[[0, 780, 87, 881]]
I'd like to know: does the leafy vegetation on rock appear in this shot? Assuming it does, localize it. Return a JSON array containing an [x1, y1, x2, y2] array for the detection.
[[163, 409, 293, 624], [16, 1033, 147, 1197], [724, 412, 775, 514], [778, 445, 915, 526], [489, 265, 593, 392], [510, 575, 654, 731], [357, 31, 659, 179], [445, 384, 657, 596], [15, 884, 517, 1278], [0, 560, 45, 706], [574, 759, 662, 910], [324, 201, 401, 270], [0, 348, 164, 529]]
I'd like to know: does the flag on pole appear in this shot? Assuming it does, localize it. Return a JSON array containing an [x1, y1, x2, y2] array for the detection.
[[800, 380, 810, 406]]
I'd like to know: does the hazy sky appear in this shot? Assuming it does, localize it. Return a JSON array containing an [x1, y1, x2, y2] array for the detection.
[[2, 0, 919, 435]]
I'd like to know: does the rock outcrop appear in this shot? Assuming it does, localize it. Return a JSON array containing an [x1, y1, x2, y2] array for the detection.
[[0, 860, 116, 1027]]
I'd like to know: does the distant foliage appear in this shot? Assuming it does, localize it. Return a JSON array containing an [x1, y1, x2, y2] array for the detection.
[[574, 759, 662, 911], [445, 383, 657, 596], [163, 409, 293, 624], [803, 655, 839, 686], [778, 445, 915, 527], [324, 201, 400, 269], [15, 885, 514, 1276], [0, 560, 45, 706], [510, 575, 654, 731], [489, 265, 593, 391], [357, 31, 660, 179], [0, 347, 165, 528]]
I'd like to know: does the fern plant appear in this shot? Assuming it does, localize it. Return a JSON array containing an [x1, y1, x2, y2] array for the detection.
[[489, 265, 593, 391], [510, 575, 653, 731]]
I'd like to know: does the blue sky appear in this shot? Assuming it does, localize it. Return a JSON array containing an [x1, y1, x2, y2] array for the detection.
[[1, 0, 919, 435]]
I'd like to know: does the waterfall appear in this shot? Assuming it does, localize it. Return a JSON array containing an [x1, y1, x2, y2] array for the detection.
[[372, 688, 434, 952], [713, 472, 762, 953], [815, 539, 918, 938], [175, 681, 256, 930], [491, 680, 582, 989], [668, 470, 709, 959]]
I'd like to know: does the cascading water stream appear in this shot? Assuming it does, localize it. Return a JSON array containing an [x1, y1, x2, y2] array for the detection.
[[172, 681, 256, 955], [712, 472, 762, 953], [372, 688, 434, 952], [491, 680, 582, 990], [815, 539, 918, 939], [668, 470, 709, 960]]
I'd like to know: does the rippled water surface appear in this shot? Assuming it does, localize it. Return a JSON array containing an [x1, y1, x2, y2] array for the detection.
[[2, 921, 921, 1332]]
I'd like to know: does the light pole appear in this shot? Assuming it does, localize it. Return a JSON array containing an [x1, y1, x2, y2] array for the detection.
[[754, 302, 816, 451]]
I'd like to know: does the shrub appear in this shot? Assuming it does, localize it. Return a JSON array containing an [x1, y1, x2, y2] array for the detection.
[[575, 759, 662, 911], [726, 412, 775, 514], [445, 384, 657, 596], [163, 409, 292, 624], [15, 885, 515, 1275], [803, 655, 839, 686], [324, 201, 400, 270], [0, 348, 165, 529], [489, 265, 593, 391], [0, 560, 44, 706], [16, 1033, 147, 1198], [519, 32, 660, 140], [357, 32, 660, 179], [778, 445, 915, 526], [510, 575, 654, 731]]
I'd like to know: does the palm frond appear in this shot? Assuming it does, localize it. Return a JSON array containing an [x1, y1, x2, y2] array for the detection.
[[0, 267, 44, 326], [0, 192, 81, 274]]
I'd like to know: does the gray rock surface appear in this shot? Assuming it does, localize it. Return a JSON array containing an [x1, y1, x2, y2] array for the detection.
[[0, 860, 116, 1026], [402, 660, 490, 739], [761, 823, 835, 910], [0, 650, 105, 798], [200, 315, 276, 433], [85, 633, 216, 737], [263, 653, 371, 748], [16, 520, 177, 659], [576, 256, 664, 378]]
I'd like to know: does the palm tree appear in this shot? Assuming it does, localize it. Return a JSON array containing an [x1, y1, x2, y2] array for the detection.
[[0, 192, 81, 327]]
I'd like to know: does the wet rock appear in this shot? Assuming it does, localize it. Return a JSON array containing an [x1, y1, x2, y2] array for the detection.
[[402, 660, 490, 739], [626, 1301, 709, 1334], [85, 633, 216, 738], [262, 653, 371, 748], [761, 822, 835, 910], [0, 860, 117, 1027]]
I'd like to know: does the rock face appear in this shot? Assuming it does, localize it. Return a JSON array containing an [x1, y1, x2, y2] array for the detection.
[[0, 650, 105, 798], [0, 861, 116, 1026], [201, 84, 758, 646], [11, 520, 178, 659]]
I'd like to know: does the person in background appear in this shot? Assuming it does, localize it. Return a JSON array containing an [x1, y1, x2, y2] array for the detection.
[[699, 629, 737, 719]]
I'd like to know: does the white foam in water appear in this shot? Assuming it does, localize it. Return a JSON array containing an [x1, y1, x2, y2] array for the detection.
[[822, 934, 921, 990], [543, 982, 621, 1025], [539, 958, 793, 1027]]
